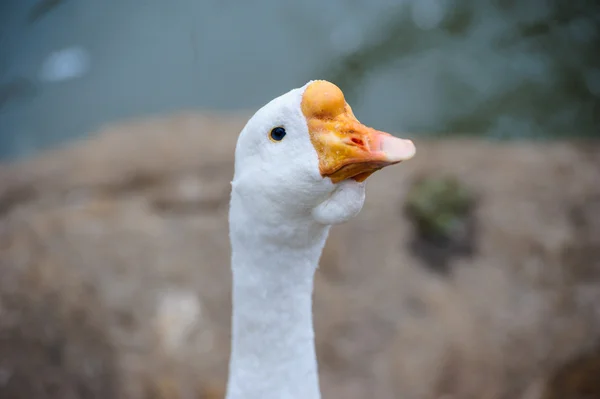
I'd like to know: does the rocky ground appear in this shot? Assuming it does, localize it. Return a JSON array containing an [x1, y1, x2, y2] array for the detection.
[[0, 113, 599, 399]]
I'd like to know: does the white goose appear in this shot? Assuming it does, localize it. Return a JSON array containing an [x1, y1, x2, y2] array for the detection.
[[226, 80, 416, 399]]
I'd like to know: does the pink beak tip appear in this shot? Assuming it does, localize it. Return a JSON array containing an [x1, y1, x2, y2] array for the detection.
[[379, 135, 416, 162]]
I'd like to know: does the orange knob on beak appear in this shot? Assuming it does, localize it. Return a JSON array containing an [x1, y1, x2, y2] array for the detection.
[[301, 80, 416, 183]]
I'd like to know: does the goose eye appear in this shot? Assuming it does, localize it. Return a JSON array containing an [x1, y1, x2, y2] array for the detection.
[[269, 127, 286, 142]]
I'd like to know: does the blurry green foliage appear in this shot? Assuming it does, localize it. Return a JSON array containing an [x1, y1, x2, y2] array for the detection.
[[321, 0, 600, 139], [405, 176, 475, 240]]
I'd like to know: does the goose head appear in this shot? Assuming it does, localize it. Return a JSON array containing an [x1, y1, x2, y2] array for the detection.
[[231, 80, 415, 226]]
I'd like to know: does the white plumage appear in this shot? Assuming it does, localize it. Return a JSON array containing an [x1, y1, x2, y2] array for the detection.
[[226, 80, 415, 399]]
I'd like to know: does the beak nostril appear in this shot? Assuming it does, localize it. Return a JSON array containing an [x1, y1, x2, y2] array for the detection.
[[350, 137, 364, 146]]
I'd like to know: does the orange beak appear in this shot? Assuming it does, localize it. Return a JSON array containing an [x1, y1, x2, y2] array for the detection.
[[301, 80, 416, 183]]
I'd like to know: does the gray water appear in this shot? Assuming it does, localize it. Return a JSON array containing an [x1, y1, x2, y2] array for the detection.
[[1, 0, 598, 160]]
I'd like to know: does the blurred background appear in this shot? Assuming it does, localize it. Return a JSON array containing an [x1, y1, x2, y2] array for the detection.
[[0, 0, 599, 398]]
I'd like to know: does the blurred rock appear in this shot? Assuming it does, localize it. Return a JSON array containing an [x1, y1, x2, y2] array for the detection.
[[0, 113, 599, 399], [535, 346, 600, 399], [38, 47, 90, 83]]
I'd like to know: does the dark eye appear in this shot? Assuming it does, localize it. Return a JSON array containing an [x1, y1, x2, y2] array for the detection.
[[269, 127, 286, 142]]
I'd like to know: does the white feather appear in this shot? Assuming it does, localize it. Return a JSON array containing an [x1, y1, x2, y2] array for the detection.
[[226, 81, 368, 399]]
